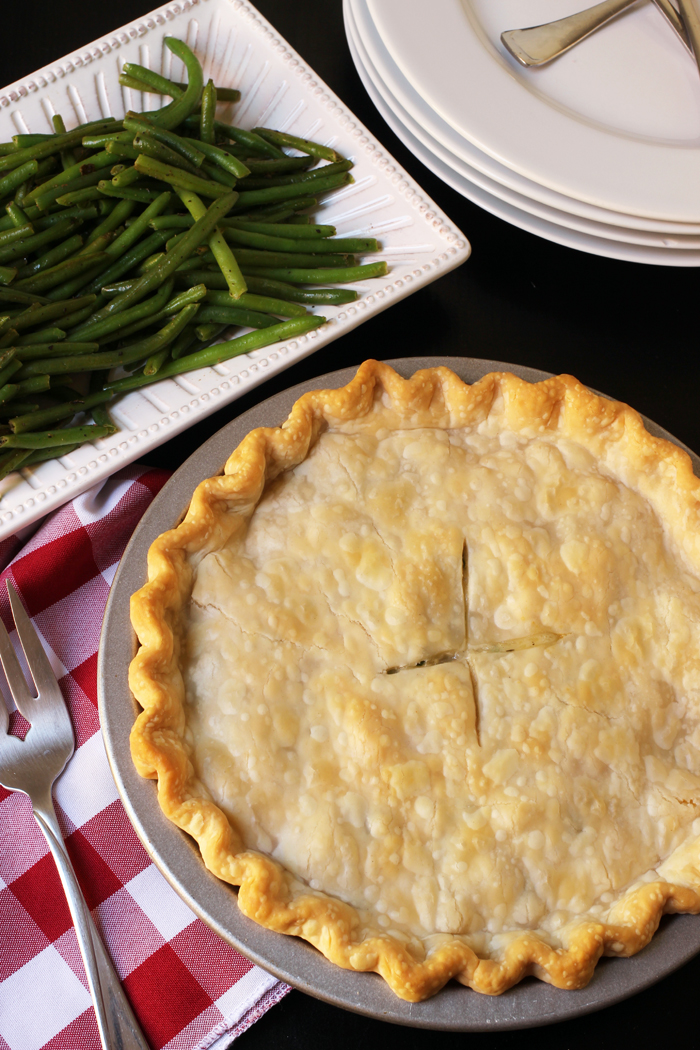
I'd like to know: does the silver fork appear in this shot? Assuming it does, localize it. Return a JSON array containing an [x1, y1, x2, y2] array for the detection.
[[0, 580, 150, 1050]]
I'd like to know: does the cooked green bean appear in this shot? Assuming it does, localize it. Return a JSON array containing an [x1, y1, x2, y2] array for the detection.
[[23, 151, 113, 206], [194, 305, 279, 328], [16, 327, 66, 345], [169, 324, 198, 360], [233, 172, 352, 210], [8, 295, 96, 332], [15, 374, 51, 396], [105, 315, 327, 394], [0, 422, 117, 449], [204, 289, 308, 317], [241, 156, 314, 176], [241, 262, 388, 284], [240, 274, 360, 305], [145, 38, 204, 130], [222, 227, 377, 254], [15, 233, 84, 280], [134, 154, 230, 198], [97, 183, 163, 203], [177, 188, 246, 300], [52, 114, 77, 171], [224, 219, 336, 239], [5, 202, 29, 228], [15, 341, 99, 360], [0, 218, 80, 264], [240, 159, 353, 190], [0, 383, 19, 406], [0, 403, 38, 419], [124, 116, 206, 168], [0, 222, 35, 249], [0, 287, 51, 306], [132, 133, 199, 174], [0, 160, 39, 200], [72, 279, 175, 341], [185, 138, 250, 179], [121, 64, 240, 103], [85, 197, 135, 244], [252, 128, 343, 162], [0, 448, 31, 478], [0, 266, 18, 286], [10, 389, 114, 434], [14, 251, 109, 294], [53, 187, 103, 206], [0, 360, 21, 388], [195, 119, 283, 159], [229, 248, 354, 269]]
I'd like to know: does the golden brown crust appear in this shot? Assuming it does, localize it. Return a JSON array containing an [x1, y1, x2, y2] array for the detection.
[[130, 361, 700, 1001]]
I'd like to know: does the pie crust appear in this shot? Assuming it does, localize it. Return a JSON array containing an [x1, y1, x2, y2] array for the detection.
[[130, 361, 700, 1001]]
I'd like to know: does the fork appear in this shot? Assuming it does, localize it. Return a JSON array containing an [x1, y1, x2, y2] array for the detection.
[[0, 580, 150, 1050], [501, 0, 691, 66]]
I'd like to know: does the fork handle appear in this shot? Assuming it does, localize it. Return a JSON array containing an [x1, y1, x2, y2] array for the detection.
[[33, 802, 151, 1050]]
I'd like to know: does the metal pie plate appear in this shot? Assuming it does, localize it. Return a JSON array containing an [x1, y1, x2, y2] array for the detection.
[[98, 357, 700, 1031]]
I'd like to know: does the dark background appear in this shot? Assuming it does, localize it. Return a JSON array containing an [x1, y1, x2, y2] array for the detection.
[[4, 1, 699, 1047]]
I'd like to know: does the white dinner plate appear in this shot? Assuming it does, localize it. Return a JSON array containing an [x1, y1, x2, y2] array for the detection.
[[345, 6, 700, 266], [0, 0, 470, 542], [347, 0, 700, 254], [366, 0, 700, 223], [351, 0, 700, 237]]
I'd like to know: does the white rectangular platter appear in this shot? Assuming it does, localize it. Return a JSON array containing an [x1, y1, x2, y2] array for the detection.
[[0, 0, 470, 541]]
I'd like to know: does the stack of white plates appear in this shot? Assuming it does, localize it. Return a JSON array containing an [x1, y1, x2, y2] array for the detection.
[[344, 0, 700, 265]]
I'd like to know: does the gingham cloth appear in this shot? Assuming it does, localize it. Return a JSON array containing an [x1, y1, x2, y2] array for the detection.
[[0, 466, 289, 1050]]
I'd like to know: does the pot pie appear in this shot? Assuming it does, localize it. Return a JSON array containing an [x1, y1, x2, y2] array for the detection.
[[130, 361, 700, 1001]]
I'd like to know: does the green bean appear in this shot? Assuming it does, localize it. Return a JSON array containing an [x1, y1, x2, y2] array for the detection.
[[241, 261, 388, 284], [224, 219, 336, 239], [0, 218, 80, 264], [233, 172, 351, 210], [134, 154, 230, 198], [150, 215, 193, 231], [102, 191, 172, 261], [122, 64, 240, 102], [95, 283, 201, 344], [0, 122, 118, 176], [13, 251, 109, 294], [123, 116, 206, 168], [0, 422, 117, 450], [195, 305, 279, 328], [286, 215, 312, 225], [0, 287, 51, 306], [0, 325, 18, 344], [12, 134, 55, 148], [0, 360, 21, 387], [105, 139, 140, 162], [105, 315, 327, 395], [33, 167, 107, 211], [54, 187, 103, 206], [136, 252, 165, 274], [241, 274, 360, 305], [16, 327, 66, 345], [52, 114, 77, 171], [0, 448, 31, 479], [97, 182, 163, 204], [177, 188, 246, 300], [145, 38, 204, 130], [0, 403, 38, 419], [90, 401, 114, 428], [32, 205, 100, 231], [204, 289, 308, 317], [223, 227, 377, 254], [240, 159, 353, 190], [84, 197, 135, 247], [69, 230, 169, 300], [0, 222, 35, 249], [194, 118, 283, 159], [0, 265, 16, 284], [15, 374, 50, 396], [252, 128, 343, 162], [5, 202, 29, 228], [0, 161, 39, 200], [0, 383, 19, 406], [185, 138, 250, 179], [143, 346, 171, 375], [193, 322, 225, 342], [23, 150, 113, 205], [15, 342, 98, 360], [93, 190, 238, 321], [200, 160, 237, 188], [72, 279, 175, 341], [0, 349, 15, 370], [234, 198, 317, 221], [241, 156, 314, 175], [15, 233, 83, 280], [83, 130, 133, 149], [132, 134, 199, 174], [200, 79, 216, 145], [59, 298, 107, 329], [22, 443, 81, 465], [169, 324, 198, 360], [10, 389, 114, 434], [8, 295, 96, 332], [109, 165, 145, 189], [230, 248, 353, 269]]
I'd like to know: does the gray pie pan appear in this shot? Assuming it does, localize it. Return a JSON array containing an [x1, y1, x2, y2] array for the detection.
[[98, 357, 700, 1031]]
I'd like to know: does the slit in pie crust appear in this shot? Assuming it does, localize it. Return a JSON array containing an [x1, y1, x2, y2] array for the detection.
[[129, 361, 700, 1001]]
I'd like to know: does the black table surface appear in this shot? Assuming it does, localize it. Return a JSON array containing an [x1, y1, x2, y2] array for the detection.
[[5, 2, 700, 1047]]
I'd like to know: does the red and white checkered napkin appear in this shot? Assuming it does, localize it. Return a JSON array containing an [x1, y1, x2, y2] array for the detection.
[[0, 467, 289, 1050]]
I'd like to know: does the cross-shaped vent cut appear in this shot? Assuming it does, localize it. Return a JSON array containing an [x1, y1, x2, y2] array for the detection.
[[383, 542, 563, 743]]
